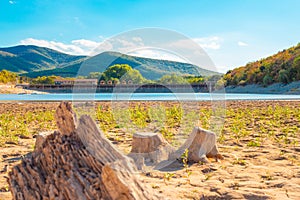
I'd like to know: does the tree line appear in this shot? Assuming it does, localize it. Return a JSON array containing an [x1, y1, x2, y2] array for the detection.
[[0, 64, 220, 85]]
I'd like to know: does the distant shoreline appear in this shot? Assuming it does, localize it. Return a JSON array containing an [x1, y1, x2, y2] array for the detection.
[[1, 81, 300, 95], [0, 84, 48, 94], [225, 81, 300, 95]]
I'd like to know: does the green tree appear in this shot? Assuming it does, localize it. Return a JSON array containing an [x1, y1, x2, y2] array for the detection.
[[207, 74, 222, 82], [278, 69, 289, 84], [263, 74, 273, 86], [291, 56, 300, 80], [215, 78, 225, 89], [31, 76, 57, 84], [103, 64, 132, 81], [158, 74, 187, 84], [87, 72, 102, 79], [120, 69, 146, 84], [184, 76, 204, 84]]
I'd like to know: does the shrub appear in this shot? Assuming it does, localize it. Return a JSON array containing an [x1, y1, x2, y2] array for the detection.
[[278, 69, 289, 84], [263, 74, 273, 86], [0, 70, 17, 84]]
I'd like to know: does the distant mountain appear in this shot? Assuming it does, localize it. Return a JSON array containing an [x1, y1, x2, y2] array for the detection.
[[0, 45, 221, 79], [224, 43, 300, 86], [0, 45, 86, 73]]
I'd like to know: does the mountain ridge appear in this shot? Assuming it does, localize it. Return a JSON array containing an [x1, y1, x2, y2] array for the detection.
[[0, 45, 86, 73], [0, 45, 221, 79]]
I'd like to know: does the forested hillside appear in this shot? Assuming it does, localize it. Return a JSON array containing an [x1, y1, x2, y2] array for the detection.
[[0, 45, 86, 73], [21, 50, 221, 79], [224, 43, 300, 86], [0, 45, 220, 80]]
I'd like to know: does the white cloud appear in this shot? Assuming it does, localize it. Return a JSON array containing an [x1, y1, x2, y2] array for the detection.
[[91, 37, 145, 55], [129, 49, 187, 63], [71, 39, 99, 49], [9, 1, 16, 4], [19, 38, 100, 55], [18, 36, 221, 67], [19, 37, 146, 56], [193, 36, 222, 50], [238, 41, 248, 47]]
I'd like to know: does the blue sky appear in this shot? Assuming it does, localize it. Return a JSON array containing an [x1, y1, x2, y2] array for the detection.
[[1, 0, 300, 72]]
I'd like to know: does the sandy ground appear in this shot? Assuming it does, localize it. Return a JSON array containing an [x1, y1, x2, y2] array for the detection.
[[0, 84, 46, 94], [0, 101, 300, 200]]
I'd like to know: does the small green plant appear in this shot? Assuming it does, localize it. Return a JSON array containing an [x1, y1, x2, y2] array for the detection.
[[232, 158, 247, 166], [203, 173, 213, 182], [96, 106, 117, 133], [217, 129, 226, 144], [163, 172, 175, 184], [166, 105, 183, 128], [130, 105, 149, 128], [148, 105, 166, 128], [247, 139, 261, 147], [181, 149, 192, 183], [181, 149, 189, 169]]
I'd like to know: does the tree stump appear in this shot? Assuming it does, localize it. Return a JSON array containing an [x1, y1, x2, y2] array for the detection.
[[34, 131, 52, 151], [129, 127, 223, 170], [128, 132, 175, 170], [55, 101, 77, 136], [174, 126, 223, 163], [8, 102, 161, 200]]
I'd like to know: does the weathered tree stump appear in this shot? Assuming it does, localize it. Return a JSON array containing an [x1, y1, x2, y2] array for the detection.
[[55, 101, 77, 136], [131, 127, 223, 170], [8, 102, 161, 200], [176, 126, 223, 163], [34, 131, 52, 151], [128, 132, 175, 170], [131, 132, 168, 154]]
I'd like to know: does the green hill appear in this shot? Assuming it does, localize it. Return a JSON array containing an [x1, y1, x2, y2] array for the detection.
[[0, 50, 40, 72], [224, 43, 300, 86], [73, 51, 219, 79], [0, 45, 221, 79], [0, 45, 86, 73], [24, 51, 220, 79]]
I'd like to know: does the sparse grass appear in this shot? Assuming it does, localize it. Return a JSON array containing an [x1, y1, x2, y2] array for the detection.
[[0, 110, 56, 146], [1, 101, 299, 200], [221, 104, 300, 149], [1, 102, 299, 152]]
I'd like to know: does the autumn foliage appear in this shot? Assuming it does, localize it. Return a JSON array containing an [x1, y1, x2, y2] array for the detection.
[[224, 43, 300, 86]]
